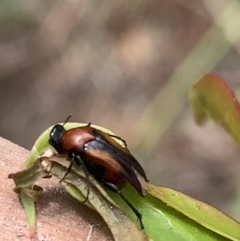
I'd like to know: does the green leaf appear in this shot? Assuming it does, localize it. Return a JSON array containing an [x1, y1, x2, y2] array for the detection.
[[107, 183, 240, 241], [13, 121, 240, 240], [35, 155, 240, 240], [11, 153, 240, 241], [8, 159, 49, 237], [20, 191, 36, 238], [148, 184, 240, 241], [9, 158, 50, 192], [189, 73, 240, 145]]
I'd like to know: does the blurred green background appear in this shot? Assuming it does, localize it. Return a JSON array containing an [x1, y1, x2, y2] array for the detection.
[[1, 0, 240, 221]]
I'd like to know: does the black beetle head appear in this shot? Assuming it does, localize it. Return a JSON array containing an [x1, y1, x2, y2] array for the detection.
[[49, 124, 66, 153]]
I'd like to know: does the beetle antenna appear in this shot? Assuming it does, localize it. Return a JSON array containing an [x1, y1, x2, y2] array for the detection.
[[63, 114, 72, 126]]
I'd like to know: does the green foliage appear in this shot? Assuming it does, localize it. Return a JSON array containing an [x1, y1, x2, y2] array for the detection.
[[9, 120, 240, 240]]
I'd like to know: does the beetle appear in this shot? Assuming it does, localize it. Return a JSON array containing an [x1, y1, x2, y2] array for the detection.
[[49, 116, 148, 229]]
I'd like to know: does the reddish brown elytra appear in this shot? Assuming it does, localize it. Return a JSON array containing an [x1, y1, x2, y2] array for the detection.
[[49, 116, 148, 229]]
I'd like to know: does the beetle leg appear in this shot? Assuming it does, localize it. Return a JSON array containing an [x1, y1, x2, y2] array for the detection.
[[72, 154, 91, 204], [59, 160, 74, 182], [58, 153, 91, 203], [88, 122, 127, 147], [103, 182, 144, 230], [107, 134, 128, 148]]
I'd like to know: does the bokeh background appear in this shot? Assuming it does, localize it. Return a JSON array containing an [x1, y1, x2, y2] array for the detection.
[[1, 0, 240, 220]]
